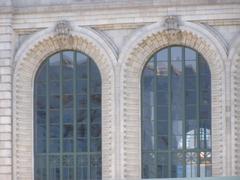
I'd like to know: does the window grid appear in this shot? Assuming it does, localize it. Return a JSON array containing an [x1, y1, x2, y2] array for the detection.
[[34, 51, 102, 180], [141, 46, 212, 178]]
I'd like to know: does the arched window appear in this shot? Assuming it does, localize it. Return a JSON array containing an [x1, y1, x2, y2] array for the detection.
[[34, 51, 102, 180], [141, 46, 211, 178]]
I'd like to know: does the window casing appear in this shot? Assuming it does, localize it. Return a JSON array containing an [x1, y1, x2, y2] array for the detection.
[[141, 46, 212, 178], [34, 51, 102, 180]]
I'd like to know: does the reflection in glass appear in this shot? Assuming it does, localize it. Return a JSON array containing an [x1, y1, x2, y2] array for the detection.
[[35, 51, 102, 180], [142, 46, 211, 178]]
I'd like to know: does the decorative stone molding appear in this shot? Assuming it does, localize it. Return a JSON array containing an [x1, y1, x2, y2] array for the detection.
[[13, 25, 117, 180], [54, 20, 72, 36], [119, 21, 226, 179], [230, 34, 240, 176]]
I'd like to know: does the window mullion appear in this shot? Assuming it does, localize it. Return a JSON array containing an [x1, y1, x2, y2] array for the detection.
[[46, 59, 49, 180], [197, 52, 200, 177], [153, 54, 157, 177], [87, 57, 91, 180], [168, 47, 172, 177], [73, 52, 77, 180], [182, 47, 186, 177], [60, 52, 63, 180]]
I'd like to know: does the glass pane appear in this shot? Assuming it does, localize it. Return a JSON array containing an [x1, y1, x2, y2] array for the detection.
[[200, 76, 211, 90], [90, 61, 101, 80], [77, 79, 87, 94], [199, 56, 210, 76], [172, 120, 182, 135], [156, 153, 168, 178], [185, 60, 197, 76], [142, 119, 155, 151], [49, 139, 60, 153], [49, 110, 59, 124], [35, 155, 47, 180], [49, 155, 60, 180], [91, 79, 101, 94], [63, 51, 74, 79], [142, 153, 156, 178], [185, 48, 197, 61], [77, 95, 87, 109], [186, 152, 198, 177], [156, 61, 168, 76], [37, 124, 46, 138], [157, 121, 168, 135], [36, 82, 46, 96], [63, 139, 73, 152], [77, 124, 87, 138], [172, 153, 184, 178], [91, 94, 101, 108], [49, 95, 60, 109], [49, 125, 60, 138], [156, 48, 168, 61], [77, 53, 88, 79], [77, 110, 87, 123], [63, 125, 73, 138], [36, 63, 47, 82], [91, 109, 101, 123], [49, 54, 60, 81], [156, 136, 168, 150], [171, 47, 182, 61], [37, 139, 46, 153], [91, 124, 101, 138], [91, 138, 101, 152], [77, 155, 88, 180], [36, 96, 46, 109], [37, 110, 46, 124], [157, 91, 168, 106], [63, 108, 73, 124], [49, 81, 60, 95], [63, 80, 73, 94], [157, 77, 168, 91], [77, 138, 87, 152], [90, 155, 102, 180], [172, 135, 183, 150], [157, 106, 168, 121], [63, 95, 73, 108]]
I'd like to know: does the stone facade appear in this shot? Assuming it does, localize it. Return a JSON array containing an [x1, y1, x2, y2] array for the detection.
[[0, 0, 240, 180]]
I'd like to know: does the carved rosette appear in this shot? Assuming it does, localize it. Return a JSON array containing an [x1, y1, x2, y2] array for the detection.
[[163, 15, 182, 42]]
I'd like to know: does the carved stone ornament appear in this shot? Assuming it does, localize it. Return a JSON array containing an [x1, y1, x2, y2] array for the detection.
[[54, 20, 72, 36], [163, 15, 180, 30], [163, 15, 182, 42]]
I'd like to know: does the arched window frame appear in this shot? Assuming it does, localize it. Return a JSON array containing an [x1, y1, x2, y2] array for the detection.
[[141, 46, 212, 178], [34, 50, 102, 180]]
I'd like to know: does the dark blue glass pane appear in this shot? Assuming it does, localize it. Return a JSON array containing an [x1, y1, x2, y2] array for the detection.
[[156, 136, 168, 150], [63, 109, 73, 124], [90, 138, 101, 152], [91, 94, 101, 108], [77, 124, 87, 138], [185, 61, 197, 76], [186, 105, 197, 120], [63, 139, 73, 152], [156, 61, 168, 76], [157, 91, 168, 106], [91, 79, 101, 94], [200, 91, 211, 106], [35, 155, 47, 180], [91, 109, 101, 123], [63, 80, 73, 94], [36, 96, 46, 109], [90, 61, 101, 81], [49, 95, 60, 109], [200, 105, 211, 120], [63, 125, 73, 138], [37, 124, 46, 138], [200, 76, 211, 90], [157, 121, 168, 135], [49, 125, 60, 138], [49, 81, 60, 95], [63, 95, 73, 108], [37, 110, 46, 124], [156, 153, 169, 178], [77, 110, 87, 123], [157, 106, 168, 121], [199, 56, 210, 76], [77, 79, 87, 94], [186, 76, 196, 90], [63, 51, 74, 79], [77, 155, 88, 180], [77, 138, 87, 152], [157, 77, 168, 91], [171, 153, 184, 178], [49, 110, 59, 124], [91, 124, 101, 138], [142, 153, 156, 178], [142, 120, 155, 151], [77, 53, 88, 79], [90, 155, 102, 180], [49, 54, 60, 81], [49, 155, 60, 180], [36, 82, 46, 96], [77, 95, 87, 109], [186, 90, 197, 105], [36, 63, 47, 82], [49, 139, 60, 153], [37, 139, 46, 153]]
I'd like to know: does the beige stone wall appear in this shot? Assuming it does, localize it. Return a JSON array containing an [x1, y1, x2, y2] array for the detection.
[[0, 1, 239, 180]]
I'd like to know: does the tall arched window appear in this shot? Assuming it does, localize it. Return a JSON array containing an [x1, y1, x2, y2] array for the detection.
[[141, 46, 211, 178], [34, 51, 102, 180]]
